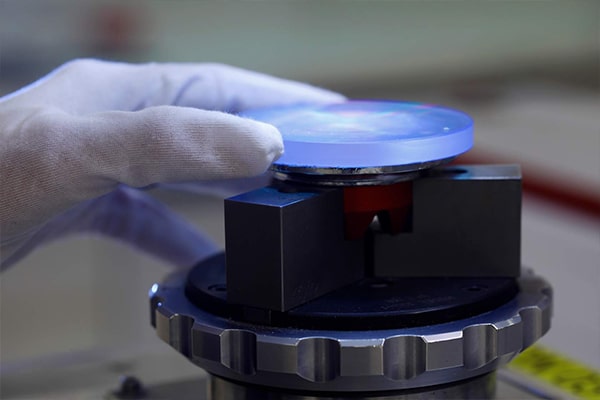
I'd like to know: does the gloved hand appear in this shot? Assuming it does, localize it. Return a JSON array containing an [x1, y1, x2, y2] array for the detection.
[[0, 59, 344, 270]]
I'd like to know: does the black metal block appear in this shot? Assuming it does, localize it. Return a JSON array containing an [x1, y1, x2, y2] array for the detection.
[[225, 187, 364, 311], [373, 165, 521, 277]]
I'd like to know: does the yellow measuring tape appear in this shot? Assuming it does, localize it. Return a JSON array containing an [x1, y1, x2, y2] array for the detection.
[[509, 345, 600, 399]]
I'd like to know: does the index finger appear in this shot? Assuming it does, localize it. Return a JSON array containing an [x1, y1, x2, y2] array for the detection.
[[2, 59, 345, 115]]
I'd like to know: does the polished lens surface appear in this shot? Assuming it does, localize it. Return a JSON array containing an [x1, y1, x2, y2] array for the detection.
[[241, 101, 473, 169]]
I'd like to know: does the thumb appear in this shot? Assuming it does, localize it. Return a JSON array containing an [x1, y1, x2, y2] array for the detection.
[[1, 105, 282, 239], [1, 186, 220, 271]]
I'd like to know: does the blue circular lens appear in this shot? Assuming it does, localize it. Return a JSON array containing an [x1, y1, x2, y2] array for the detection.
[[241, 100, 473, 169]]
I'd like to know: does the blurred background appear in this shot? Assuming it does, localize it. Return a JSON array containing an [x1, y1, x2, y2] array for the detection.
[[1, 1, 598, 398]]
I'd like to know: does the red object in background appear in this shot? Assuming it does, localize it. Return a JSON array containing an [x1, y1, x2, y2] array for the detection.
[[92, 6, 139, 54], [343, 182, 413, 240]]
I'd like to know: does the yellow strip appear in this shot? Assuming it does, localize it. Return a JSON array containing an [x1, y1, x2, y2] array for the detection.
[[509, 345, 600, 400]]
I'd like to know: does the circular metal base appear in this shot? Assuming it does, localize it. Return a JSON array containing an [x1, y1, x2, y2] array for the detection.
[[150, 269, 551, 393]]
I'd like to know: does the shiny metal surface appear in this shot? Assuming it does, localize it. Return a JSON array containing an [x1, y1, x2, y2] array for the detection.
[[270, 158, 452, 186], [208, 372, 496, 399], [150, 270, 552, 393]]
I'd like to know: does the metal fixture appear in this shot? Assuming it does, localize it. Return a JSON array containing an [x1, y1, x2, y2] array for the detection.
[[149, 101, 553, 399]]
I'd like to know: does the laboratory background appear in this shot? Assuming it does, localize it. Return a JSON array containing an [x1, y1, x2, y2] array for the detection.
[[1, 1, 599, 399]]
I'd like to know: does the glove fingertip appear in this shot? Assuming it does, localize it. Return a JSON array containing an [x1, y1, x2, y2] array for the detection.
[[227, 117, 284, 176], [255, 119, 284, 161]]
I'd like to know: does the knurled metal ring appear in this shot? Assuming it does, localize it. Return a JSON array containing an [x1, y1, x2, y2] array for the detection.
[[150, 270, 551, 393]]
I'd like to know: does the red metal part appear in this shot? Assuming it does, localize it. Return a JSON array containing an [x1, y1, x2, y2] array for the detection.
[[343, 181, 413, 240]]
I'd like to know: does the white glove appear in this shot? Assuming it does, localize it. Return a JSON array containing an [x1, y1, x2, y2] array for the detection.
[[0, 59, 344, 270]]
